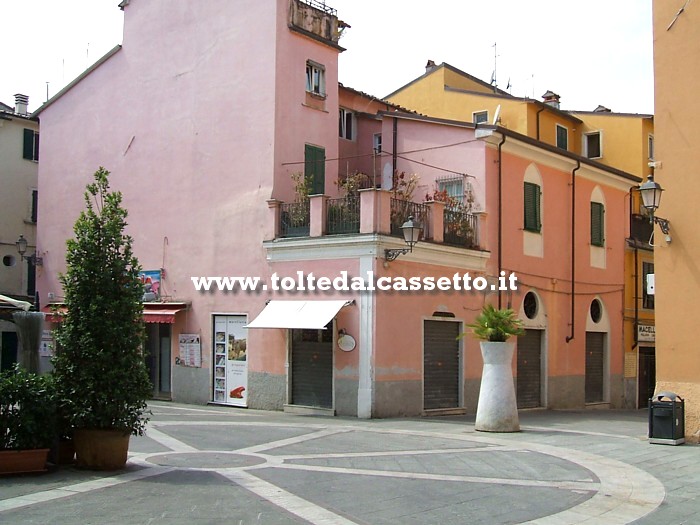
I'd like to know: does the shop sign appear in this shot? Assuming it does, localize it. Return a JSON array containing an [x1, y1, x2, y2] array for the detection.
[[638, 325, 655, 343]]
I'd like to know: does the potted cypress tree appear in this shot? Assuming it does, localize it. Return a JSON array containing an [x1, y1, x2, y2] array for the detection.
[[52, 167, 152, 470], [465, 304, 524, 432]]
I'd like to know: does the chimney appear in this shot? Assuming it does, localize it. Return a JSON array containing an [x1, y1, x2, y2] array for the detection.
[[541, 90, 560, 110], [14, 93, 28, 115], [425, 60, 437, 74], [594, 105, 612, 113]]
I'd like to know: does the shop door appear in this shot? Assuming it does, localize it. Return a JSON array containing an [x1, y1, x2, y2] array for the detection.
[[585, 332, 605, 403], [1, 331, 18, 372], [146, 323, 171, 398], [291, 326, 333, 409], [423, 320, 460, 410], [517, 329, 542, 408], [638, 347, 656, 408]]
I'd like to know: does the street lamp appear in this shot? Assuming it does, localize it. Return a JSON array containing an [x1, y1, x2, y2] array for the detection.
[[15, 235, 43, 266], [384, 216, 423, 261], [638, 174, 671, 236]]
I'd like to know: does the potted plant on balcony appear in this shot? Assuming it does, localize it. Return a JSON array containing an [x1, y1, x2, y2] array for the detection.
[[282, 171, 312, 236], [464, 304, 524, 432], [52, 167, 152, 470], [0, 366, 56, 474]]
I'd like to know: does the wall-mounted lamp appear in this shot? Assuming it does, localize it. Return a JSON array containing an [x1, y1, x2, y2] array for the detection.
[[384, 216, 423, 261], [15, 235, 43, 266], [639, 174, 671, 238]]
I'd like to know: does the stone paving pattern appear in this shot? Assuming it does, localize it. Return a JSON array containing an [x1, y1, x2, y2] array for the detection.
[[0, 402, 698, 524]]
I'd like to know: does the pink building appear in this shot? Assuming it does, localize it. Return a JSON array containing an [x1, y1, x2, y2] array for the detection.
[[35, 0, 639, 417]]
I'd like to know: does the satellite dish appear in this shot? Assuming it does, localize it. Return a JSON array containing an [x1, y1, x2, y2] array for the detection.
[[493, 104, 501, 125]]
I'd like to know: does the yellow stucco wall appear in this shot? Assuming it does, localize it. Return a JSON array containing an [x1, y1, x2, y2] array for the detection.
[[653, 0, 700, 442], [574, 113, 653, 178]]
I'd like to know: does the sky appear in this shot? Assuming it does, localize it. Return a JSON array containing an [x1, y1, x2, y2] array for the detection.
[[0, 0, 654, 115]]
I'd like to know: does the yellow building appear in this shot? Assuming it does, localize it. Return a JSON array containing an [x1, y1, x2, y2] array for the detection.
[[652, 1, 700, 441], [386, 61, 653, 177], [387, 61, 656, 409]]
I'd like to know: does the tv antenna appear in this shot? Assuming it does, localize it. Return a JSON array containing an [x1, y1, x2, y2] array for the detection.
[[490, 42, 498, 92]]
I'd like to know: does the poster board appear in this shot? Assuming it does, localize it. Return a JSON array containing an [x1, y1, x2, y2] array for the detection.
[[213, 315, 248, 407], [178, 334, 202, 367]]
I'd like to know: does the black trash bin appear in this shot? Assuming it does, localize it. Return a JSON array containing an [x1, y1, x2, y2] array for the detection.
[[649, 392, 685, 445]]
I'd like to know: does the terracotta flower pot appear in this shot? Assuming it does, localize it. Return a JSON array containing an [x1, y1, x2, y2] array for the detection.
[[475, 341, 520, 432], [0, 449, 49, 475], [73, 429, 131, 470]]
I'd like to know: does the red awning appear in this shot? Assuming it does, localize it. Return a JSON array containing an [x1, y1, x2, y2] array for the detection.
[[42, 304, 186, 324], [143, 308, 184, 324], [42, 305, 67, 323]]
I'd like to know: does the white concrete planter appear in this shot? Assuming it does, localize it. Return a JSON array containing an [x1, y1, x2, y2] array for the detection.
[[475, 341, 520, 432]]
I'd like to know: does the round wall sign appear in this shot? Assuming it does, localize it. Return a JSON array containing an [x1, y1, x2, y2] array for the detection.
[[338, 334, 356, 352]]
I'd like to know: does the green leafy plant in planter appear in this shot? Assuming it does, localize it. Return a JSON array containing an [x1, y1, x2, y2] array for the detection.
[[464, 304, 524, 432], [52, 167, 152, 470], [465, 304, 524, 342], [0, 366, 56, 474]]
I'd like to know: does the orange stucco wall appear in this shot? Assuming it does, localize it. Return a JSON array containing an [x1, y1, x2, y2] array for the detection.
[[653, 0, 700, 441]]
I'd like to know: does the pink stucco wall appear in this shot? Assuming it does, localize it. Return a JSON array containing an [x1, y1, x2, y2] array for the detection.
[[383, 117, 487, 210], [273, 4, 341, 202], [36, 0, 343, 403]]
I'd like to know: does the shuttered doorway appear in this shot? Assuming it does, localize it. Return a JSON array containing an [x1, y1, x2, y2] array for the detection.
[[585, 332, 605, 403], [291, 327, 333, 409], [517, 329, 542, 408], [423, 320, 461, 410]]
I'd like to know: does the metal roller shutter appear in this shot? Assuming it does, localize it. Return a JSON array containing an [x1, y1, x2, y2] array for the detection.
[[585, 332, 605, 403], [291, 333, 333, 409], [517, 329, 542, 408], [423, 321, 460, 410]]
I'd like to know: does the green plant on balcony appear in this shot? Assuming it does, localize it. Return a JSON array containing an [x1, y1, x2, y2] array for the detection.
[[285, 171, 313, 228]]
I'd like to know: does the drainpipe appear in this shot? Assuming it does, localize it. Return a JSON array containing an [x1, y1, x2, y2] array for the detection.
[[392, 117, 398, 177], [497, 133, 507, 309], [535, 106, 545, 141], [566, 160, 580, 343], [629, 187, 639, 351], [633, 246, 639, 351]]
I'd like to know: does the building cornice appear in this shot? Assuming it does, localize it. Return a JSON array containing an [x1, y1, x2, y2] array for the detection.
[[263, 234, 490, 271]]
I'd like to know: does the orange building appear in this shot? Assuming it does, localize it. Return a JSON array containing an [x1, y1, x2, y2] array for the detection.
[[652, 0, 700, 441]]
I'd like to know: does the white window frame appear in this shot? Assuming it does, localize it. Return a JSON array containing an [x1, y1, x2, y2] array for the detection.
[[472, 110, 489, 124], [437, 176, 468, 207], [306, 60, 326, 97], [373, 133, 382, 154], [584, 131, 603, 159], [339, 108, 354, 140], [556, 124, 568, 150], [648, 133, 655, 160]]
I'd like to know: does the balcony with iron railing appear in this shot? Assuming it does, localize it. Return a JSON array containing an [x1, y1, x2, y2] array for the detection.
[[443, 208, 479, 249], [268, 190, 483, 255], [280, 201, 310, 238]]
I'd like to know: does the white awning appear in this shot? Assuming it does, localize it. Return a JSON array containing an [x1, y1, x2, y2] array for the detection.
[[246, 300, 350, 330], [0, 294, 32, 311]]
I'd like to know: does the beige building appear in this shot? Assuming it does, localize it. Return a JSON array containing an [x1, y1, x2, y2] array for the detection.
[[653, 1, 700, 442], [0, 94, 39, 371]]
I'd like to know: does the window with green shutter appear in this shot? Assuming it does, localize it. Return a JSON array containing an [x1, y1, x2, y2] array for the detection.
[[524, 182, 541, 232], [556, 125, 568, 150], [23, 128, 39, 161], [590, 202, 605, 246], [304, 145, 325, 195]]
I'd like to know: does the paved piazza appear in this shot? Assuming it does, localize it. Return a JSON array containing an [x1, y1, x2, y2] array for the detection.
[[1, 402, 697, 524]]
